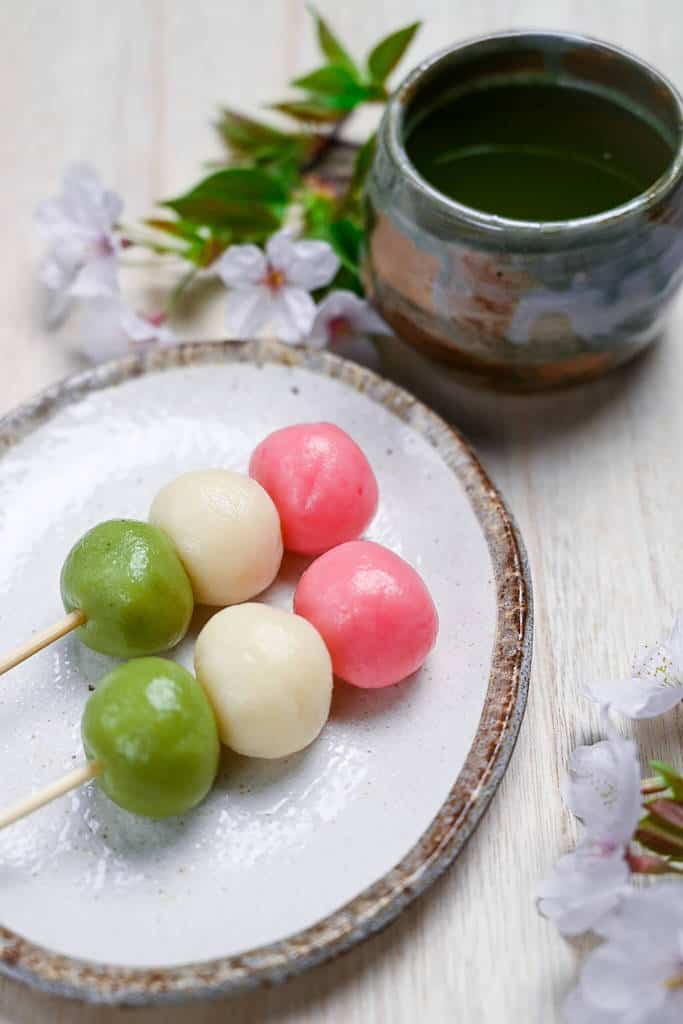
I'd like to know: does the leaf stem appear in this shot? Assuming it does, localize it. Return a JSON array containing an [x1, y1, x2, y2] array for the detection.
[[641, 775, 670, 795], [166, 266, 200, 314], [118, 227, 185, 258], [301, 113, 352, 174]]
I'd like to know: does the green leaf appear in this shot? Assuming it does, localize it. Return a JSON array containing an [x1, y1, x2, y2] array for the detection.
[[216, 108, 290, 153], [318, 84, 378, 110], [291, 64, 360, 96], [271, 100, 344, 124], [329, 218, 363, 272], [367, 22, 420, 85], [309, 5, 357, 75], [650, 761, 683, 800], [173, 167, 288, 206], [163, 168, 287, 231], [215, 109, 318, 179], [300, 190, 336, 240]]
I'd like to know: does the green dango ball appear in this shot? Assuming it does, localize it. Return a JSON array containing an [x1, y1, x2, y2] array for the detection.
[[82, 658, 220, 818], [60, 520, 194, 658]]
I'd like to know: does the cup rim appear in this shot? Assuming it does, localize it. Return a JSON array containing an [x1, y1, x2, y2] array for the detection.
[[386, 29, 683, 239]]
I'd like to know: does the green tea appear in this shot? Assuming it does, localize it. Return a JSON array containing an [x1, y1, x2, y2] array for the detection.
[[405, 80, 674, 221]]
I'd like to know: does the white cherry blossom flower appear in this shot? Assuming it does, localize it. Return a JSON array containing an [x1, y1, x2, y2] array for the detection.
[[565, 883, 683, 1023], [35, 163, 122, 326], [216, 230, 339, 344], [74, 297, 176, 363], [538, 841, 631, 937], [538, 719, 642, 936], [586, 613, 683, 719], [307, 290, 391, 349], [562, 722, 643, 842]]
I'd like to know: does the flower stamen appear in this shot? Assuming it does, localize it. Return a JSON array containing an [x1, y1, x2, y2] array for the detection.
[[263, 266, 286, 292], [95, 234, 115, 258], [666, 970, 683, 990], [327, 316, 353, 345]]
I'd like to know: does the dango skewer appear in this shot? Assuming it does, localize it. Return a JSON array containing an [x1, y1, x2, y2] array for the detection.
[[0, 657, 219, 828], [0, 519, 194, 677]]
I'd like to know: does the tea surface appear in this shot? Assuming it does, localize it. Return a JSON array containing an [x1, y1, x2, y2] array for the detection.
[[406, 80, 674, 221]]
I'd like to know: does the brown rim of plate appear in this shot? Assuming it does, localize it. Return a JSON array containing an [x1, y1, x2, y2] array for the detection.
[[0, 340, 533, 1005]]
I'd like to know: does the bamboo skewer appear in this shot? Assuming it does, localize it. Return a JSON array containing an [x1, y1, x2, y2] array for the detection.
[[0, 760, 102, 830], [0, 610, 86, 677]]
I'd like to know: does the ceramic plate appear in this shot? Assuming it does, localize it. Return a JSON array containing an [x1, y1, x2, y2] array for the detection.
[[0, 341, 532, 1004]]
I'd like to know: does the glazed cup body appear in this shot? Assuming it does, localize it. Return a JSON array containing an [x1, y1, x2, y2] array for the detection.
[[365, 32, 683, 390]]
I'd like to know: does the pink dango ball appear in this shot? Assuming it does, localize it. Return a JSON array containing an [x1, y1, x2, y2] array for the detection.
[[293, 540, 438, 689], [249, 423, 378, 556]]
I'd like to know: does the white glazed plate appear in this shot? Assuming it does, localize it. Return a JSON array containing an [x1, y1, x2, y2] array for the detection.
[[0, 342, 531, 1003]]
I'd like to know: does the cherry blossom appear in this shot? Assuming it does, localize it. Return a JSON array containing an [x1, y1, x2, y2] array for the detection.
[[35, 163, 122, 326], [565, 883, 683, 1023], [306, 290, 391, 349], [539, 842, 632, 938], [73, 297, 176, 363], [586, 613, 683, 719], [216, 230, 339, 344], [538, 720, 642, 936]]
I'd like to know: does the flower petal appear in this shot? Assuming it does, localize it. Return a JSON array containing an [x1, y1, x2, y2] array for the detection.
[[586, 673, 683, 719], [310, 290, 392, 344], [580, 938, 670, 1017], [306, 318, 329, 350], [36, 164, 122, 251], [74, 298, 177, 362], [563, 885, 683, 1023], [38, 245, 83, 327], [562, 729, 642, 844], [118, 307, 177, 346], [598, 882, 683, 949], [335, 291, 392, 336], [61, 162, 122, 234], [39, 253, 76, 293], [34, 198, 77, 241], [74, 297, 133, 363], [268, 287, 316, 344], [563, 985, 621, 1024], [215, 244, 267, 288], [538, 842, 629, 937], [43, 286, 75, 329], [267, 231, 339, 290], [69, 254, 120, 298], [224, 285, 271, 340]]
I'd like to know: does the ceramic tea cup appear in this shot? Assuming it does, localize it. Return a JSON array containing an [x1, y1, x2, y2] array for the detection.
[[364, 32, 683, 390]]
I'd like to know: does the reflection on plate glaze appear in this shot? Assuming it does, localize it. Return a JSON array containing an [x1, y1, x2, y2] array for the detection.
[[0, 730, 370, 891], [208, 738, 369, 869]]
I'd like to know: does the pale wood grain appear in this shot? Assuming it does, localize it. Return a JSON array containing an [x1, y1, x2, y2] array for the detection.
[[1, 1, 682, 1021]]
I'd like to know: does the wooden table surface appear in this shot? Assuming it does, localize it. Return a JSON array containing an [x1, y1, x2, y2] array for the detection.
[[1, 2, 682, 1021]]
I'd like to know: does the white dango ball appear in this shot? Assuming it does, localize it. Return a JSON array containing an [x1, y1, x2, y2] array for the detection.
[[149, 470, 283, 606], [194, 604, 333, 758]]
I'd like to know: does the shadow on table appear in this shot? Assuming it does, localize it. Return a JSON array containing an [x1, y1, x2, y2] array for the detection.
[[375, 329, 665, 453]]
